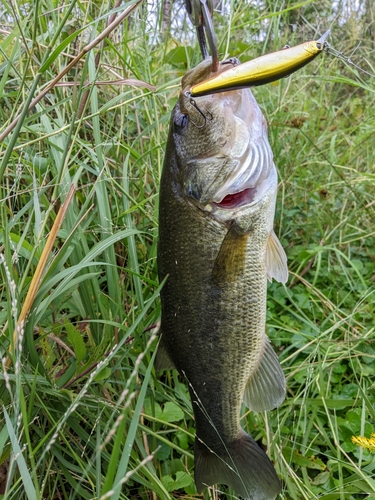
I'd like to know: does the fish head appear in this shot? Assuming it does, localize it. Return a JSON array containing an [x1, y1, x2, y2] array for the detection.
[[169, 58, 277, 223]]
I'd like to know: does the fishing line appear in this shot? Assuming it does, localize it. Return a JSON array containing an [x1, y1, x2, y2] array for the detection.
[[325, 43, 375, 80]]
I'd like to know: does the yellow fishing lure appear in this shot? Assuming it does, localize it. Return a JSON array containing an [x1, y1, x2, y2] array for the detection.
[[190, 30, 330, 97]]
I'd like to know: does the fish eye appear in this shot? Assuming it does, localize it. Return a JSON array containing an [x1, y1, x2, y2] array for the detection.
[[174, 113, 188, 130], [316, 42, 322, 50]]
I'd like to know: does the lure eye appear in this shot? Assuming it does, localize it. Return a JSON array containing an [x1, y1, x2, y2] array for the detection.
[[174, 113, 188, 130], [316, 42, 322, 50]]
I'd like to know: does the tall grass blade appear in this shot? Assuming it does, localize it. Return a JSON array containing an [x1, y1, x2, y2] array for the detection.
[[3, 407, 37, 500]]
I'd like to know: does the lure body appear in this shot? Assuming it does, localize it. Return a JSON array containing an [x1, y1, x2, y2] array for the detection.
[[190, 32, 330, 97]]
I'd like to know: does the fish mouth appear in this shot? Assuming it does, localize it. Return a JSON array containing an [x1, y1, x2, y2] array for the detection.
[[208, 165, 277, 220], [213, 187, 256, 209]]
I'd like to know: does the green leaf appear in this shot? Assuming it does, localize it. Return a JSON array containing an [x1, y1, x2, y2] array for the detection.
[[155, 441, 171, 461], [161, 474, 174, 491], [110, 344, 158, 499], [93, 366, 112, 382], [161, 402, 184, 423], [65, 320, 86, 363], [4, 407, 37, 500], [0, 425, 9, 462], [161, 471, 192, 492], [144, 398, 163, 420], [312, 471, 331, 486], [174, 470, 193, 490], [165, 46, 194, 65], [176, 430, 190, 449], [167, 459, 185, 474], [283, 447, 326, 471], [39, 27, 85, 72], [39, 329, 56, 370]]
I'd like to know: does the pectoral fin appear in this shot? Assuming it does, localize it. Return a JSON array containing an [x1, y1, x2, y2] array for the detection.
[[212, 224, 249, 285], [155, 336, 176, 371], [243, 335, 286, 412], [265, 229, 288, 284]]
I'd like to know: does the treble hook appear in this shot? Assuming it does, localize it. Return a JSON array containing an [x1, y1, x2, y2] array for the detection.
[[184, 91, 213, 128]]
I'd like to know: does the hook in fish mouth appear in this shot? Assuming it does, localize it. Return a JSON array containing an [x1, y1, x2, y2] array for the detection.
[[184, 91, 213, 128]]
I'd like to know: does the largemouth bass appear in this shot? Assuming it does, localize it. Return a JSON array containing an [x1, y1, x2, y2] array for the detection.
[[156, 58, 288, 500]]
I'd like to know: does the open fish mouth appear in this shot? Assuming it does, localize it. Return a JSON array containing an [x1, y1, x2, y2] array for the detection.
[[213, 187, 257, 209]]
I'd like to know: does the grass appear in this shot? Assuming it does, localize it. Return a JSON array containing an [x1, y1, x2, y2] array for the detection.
[[0, 0, 375, 498]]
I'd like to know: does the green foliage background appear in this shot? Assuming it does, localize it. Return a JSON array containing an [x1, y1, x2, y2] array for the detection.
[[0, 0, 375, 498]]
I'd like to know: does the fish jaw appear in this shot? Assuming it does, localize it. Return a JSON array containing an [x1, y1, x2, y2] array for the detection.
[[209, 164, 278, 226]]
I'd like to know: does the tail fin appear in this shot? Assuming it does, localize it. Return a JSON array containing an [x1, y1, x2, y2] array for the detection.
[[194, 431, 281, 500]]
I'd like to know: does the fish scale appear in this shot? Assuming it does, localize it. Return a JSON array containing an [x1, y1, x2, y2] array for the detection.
[[157, 58, 288, 499]]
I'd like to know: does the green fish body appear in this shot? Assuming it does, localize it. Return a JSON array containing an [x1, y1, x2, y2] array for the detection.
[[157, 59, 288, 500]]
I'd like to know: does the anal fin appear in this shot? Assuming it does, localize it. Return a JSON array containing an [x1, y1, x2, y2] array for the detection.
[[265, 229, 288, 284], [243, 335, 286, 412]]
